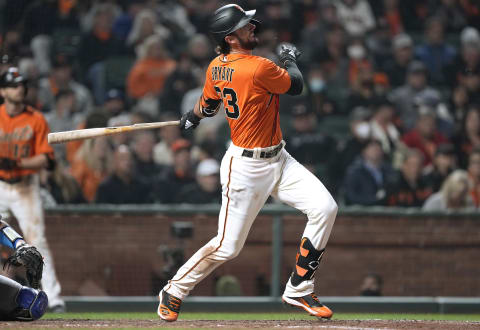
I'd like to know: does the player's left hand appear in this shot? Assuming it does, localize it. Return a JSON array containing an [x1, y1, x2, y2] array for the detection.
[[0, 157, 18, 170], [277, 42, 302, 66], [4, 244, 44, 289], [180, 109, 202, 131]]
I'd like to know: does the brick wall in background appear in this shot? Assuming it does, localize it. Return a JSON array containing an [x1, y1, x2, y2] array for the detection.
[[3, 212, 480, 297]]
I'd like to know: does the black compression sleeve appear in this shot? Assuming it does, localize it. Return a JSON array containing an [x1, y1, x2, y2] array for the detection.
[[285, 61, 304, 96]]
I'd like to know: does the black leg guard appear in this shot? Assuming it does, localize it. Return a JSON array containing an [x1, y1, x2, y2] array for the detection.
[[291, 237, 325, 287]]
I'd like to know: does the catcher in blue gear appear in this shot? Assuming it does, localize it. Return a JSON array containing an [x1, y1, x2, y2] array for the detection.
[[0, 216, 48, 321]]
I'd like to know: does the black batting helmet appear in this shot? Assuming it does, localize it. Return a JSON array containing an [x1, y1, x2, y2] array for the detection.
[[0, 67, 28, 89], [209, 4, 261, 46]]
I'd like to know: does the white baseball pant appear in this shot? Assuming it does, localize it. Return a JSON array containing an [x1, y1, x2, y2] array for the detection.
[[164, 141, 337, 299], [0, 175, 64, 308]]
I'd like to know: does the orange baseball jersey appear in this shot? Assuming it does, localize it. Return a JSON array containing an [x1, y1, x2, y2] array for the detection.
[[200, 53, 291, 149], [0, 104, 54, 179]]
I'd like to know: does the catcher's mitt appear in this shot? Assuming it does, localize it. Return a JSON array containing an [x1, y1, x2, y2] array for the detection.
[[3, 244, 44, 289]]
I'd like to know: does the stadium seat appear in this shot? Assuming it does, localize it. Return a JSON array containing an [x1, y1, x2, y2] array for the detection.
[[51, 28, 82, 56], [104, 56, 135, 90], [318, 115, 351, 140]]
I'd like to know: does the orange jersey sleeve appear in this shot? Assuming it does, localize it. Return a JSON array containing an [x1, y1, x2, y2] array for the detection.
[[253, 58, 291, 95], [201, 54, 291, 149], [0, 105, 54, 179]]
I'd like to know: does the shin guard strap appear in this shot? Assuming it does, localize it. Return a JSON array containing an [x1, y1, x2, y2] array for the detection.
[[291, 237, 325, 287]]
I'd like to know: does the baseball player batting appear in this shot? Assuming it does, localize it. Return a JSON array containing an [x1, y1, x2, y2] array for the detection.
[[158, 4, 337, 321], [0, 67, 65, 311], [0, 216, 48, 321]]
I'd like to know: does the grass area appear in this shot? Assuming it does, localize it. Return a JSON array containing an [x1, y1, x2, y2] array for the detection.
[[43, 312, 480, 322]]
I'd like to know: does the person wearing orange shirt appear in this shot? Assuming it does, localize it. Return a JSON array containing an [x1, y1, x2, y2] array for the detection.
[[0, 67, 65, 312], [70, 136, 113, 203], [158, 4, 337, 322], [126, 34, 176, 99]]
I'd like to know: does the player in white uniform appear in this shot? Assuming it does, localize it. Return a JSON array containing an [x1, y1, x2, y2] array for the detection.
[[0, 68, 65, 311], [157, 4, 338, 321]]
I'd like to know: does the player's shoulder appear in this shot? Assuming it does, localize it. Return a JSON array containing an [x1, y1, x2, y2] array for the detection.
[[208, 55, 222, 67], [25, 105, 48, 122], [252, 55, 278, 66], [251, 55, 281, 72]]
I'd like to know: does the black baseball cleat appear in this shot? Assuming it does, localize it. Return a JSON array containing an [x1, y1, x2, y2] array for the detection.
[[282, 293, 333, 319], [157, 290, 182, 322]]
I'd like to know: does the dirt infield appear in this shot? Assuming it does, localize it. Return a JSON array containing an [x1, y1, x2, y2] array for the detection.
[[2, 319, 480, 329]]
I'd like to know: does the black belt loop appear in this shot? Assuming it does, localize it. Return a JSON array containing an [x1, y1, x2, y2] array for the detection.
[[241, 143, 283, 159]]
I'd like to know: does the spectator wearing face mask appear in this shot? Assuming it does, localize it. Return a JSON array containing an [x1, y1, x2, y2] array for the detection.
[[305, 65, 337, 117], [328, 106, 372, 198]]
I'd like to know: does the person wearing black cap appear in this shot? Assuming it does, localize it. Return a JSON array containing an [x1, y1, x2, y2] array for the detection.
[[284, 100, 336, 181], [369, 97, 401, 161], [103, 88, 127, 119]]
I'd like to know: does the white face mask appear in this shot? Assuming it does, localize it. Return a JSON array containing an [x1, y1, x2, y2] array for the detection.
[[354, 121, 371, 139], [309, 78, 326, 93], [348, 45, 366, 60]]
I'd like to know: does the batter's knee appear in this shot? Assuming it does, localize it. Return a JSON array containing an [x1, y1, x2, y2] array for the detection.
[[326, 199, 338, 218], [309, 197, 338, 224], [215, 242, 243, 261]]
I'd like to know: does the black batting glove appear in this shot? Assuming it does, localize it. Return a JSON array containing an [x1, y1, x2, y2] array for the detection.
[[180, 109, 202, 131], [277, 42, 302, 67], [0, 157, 18, 170]]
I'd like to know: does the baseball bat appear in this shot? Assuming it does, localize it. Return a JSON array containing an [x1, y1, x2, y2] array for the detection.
[[47, 120, 180, 144]]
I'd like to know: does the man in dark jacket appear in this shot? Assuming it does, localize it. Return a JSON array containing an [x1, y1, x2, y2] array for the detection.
[[95, 145, 151, 203], [175, 159, 221, 204], [343, 139, 392, 206]]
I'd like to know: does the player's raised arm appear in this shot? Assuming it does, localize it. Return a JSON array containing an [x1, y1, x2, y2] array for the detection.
[[253, 44, 304, 96], [277, 43, 304, 95]]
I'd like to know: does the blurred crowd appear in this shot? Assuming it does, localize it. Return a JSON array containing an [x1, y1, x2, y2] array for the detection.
[[1, 0, 480, 211]]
